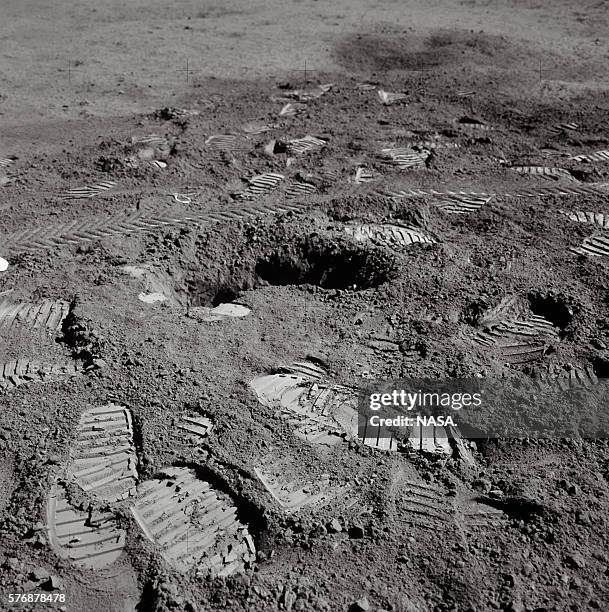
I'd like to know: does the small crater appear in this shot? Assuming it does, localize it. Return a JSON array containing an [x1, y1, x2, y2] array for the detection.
[[461, 298, 489, 326], [255, 241, 396, 290], [592, 355, 609, 378], [527, 292, 575, 335], [335, 29, 518, 73], [335, 33, 447, 72], [187, 277, 255, 308], [207, 285, 241, 307], [481, 495, 552, 523]]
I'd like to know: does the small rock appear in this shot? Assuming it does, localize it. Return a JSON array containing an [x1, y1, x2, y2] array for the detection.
[[472, 478, 490, 492], [92, 358, 108, 369], [252, 586, 268, 598], [567, 483, 579, 496], [49, 575, 63, 590], [312, 596, 331, 611], [348, 523, 365, 539], [564, 552, 586, 569], [21, 579, 39, 593], [4, 557, 19, 570], [235, 574, 251, 588], [46, 454, 61, 465], [263, 140, 277, 156], [163, 582, 179, 597], [282, 589, 296, 611], [576, 511, 592, 526], [311, 524, 326, 537], [570, 576, 582, 589], [350, 596, 370, 611], [522, 562, 535, 577], [30, 566, 50, 581], [592, 551, 608, 563], [327, 518, 342, 533]]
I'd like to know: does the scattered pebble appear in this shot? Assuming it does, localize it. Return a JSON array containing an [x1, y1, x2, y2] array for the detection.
[[30, 566, 50, 581], [576, 511, 592, 526], [522, 562, 535, 577], [564, 552, 586, 569], [472, 478, 491, 492], [4, 557, 19, 570], [43, 575, 64, 591], [350, 596, 370, 611], [0, 257, 8, 272], [567, 483, 579, 496]]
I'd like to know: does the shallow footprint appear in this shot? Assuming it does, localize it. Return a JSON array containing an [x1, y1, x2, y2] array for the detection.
[[46, 480, 126, 569], [131, 466, 256, 578]]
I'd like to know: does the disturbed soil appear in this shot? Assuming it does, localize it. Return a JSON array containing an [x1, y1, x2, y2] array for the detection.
[[1, 1, 609, 611]]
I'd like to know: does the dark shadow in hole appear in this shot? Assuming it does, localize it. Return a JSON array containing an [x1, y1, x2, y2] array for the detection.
[[527, 293, 574, 337], [475, 495, 550, 522], [136, 582, 158, 612], [255, 245, 394, 290], [187, 277, 258, 308], [592, 355, 609, 378], [211, 286, 241, 307]]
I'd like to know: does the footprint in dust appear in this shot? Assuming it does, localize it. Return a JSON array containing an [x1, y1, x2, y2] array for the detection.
[[45, 403, 140, 611]]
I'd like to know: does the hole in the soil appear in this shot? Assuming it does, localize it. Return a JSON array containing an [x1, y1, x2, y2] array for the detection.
[[457, 116, 485, 126], [255, 245, 395, 290], [188, 278, 254, 308], [480, 496, 551, 523], [592, 356, 609, 378], [527, 293, 574, 334], [335, 33, 447, 72], [210, 286, 240, 307], [461, 299, 489, 326], [137, 582, 161, 612], [335, 30, 516, 73]]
